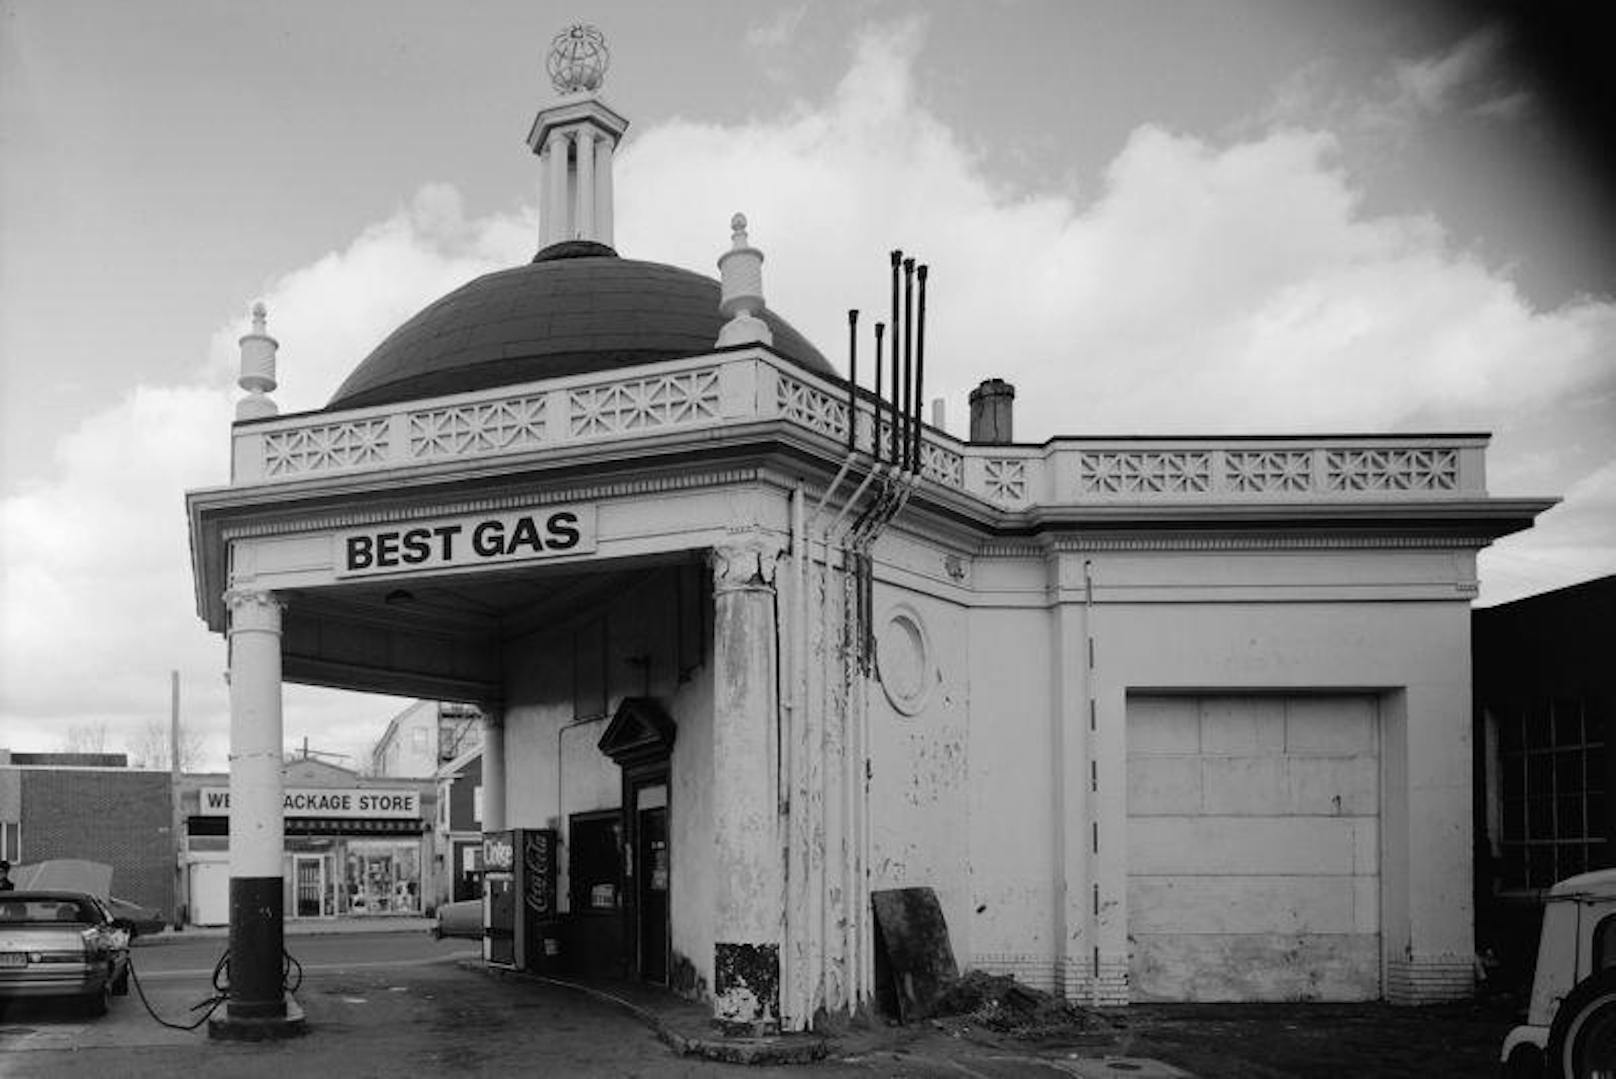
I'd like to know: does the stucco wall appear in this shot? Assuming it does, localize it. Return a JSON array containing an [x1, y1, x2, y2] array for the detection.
[[866, 586, 973, 969], [1089, 594, 1475, 1000], [964, 603, 1058, 987]]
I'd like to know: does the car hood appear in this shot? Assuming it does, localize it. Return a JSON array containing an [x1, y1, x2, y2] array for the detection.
[[10, 859, 115, 898]]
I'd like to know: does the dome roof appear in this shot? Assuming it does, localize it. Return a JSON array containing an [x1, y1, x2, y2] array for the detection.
[[327, 243, 833, 411]]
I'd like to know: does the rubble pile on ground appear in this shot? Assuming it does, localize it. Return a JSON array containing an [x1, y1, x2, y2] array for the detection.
[[930, 970, 1100, 1037]]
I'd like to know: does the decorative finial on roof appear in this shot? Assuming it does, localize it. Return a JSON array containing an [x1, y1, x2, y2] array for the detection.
[[547, 24, 610, 95], [237, 300, 280, 421], [716, 212, 773, 350]]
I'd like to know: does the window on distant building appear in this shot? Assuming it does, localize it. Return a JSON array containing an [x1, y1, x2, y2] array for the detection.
[[1, 820, 19, 862], [1497, 698, 1607, 891]]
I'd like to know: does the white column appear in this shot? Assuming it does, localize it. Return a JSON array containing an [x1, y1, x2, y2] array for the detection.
[[710, 533, 785, 1034], [594, 136, 614, 247], [575, 127, 596, 241], [223, 587, 287, 1019], [537, 146, 552, 248], [481, 706, 506, 832], [546, 131, 570, 246]]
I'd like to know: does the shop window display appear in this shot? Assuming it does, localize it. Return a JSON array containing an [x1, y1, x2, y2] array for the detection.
[[345, 840, 422, 914]]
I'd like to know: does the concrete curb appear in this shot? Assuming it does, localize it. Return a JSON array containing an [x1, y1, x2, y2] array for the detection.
[[133, 919, 436, 947], [464, 960, 829, 1065]]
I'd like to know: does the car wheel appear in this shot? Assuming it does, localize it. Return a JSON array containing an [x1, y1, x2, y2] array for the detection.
[[81, 980, 111, 1018], [1506, 1041, 1546, 1079], [1547, 968, 1616, 1078]]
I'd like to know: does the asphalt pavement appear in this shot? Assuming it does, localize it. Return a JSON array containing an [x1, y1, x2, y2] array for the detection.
[[0, 928, 1189, 1078], [0, 926, 1514, 1077]]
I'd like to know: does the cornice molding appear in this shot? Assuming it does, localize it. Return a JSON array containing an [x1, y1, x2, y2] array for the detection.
[[976, 533, 1494, 557], [219, 467, 764, 541]]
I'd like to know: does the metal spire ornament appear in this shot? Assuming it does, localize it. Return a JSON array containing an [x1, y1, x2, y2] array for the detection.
[[546, 24, 610, 94]]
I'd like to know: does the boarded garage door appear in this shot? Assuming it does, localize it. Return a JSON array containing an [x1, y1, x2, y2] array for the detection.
[[1126, 694, 1380, 1002]]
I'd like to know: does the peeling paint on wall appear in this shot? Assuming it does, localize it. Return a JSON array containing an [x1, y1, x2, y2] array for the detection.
[[714, 941, 780, 1033]]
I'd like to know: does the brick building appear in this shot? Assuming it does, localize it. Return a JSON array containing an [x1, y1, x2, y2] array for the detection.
[[0, 752, 175, 919]]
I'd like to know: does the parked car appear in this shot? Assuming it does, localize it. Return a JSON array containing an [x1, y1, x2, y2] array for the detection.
[[1502, 868, 1616, 1077], [7, 859, 166, 938], [0, 891, 131, 1016], [432, 898, 481, 941], [103, 895, 168, 938]]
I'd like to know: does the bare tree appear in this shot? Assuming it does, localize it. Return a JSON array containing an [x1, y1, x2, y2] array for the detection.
[[60, 722, 111, 755], [124, 719, 206, 771]]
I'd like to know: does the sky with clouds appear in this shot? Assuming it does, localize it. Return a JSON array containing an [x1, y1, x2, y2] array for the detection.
[[2, 1, 1612, 770]]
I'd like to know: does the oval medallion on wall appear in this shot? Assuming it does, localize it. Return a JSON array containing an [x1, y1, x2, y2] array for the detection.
[[876, 606, 934, 716]]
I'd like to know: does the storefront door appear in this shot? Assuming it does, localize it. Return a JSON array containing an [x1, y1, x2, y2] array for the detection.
[[293, 855, 326, 919]]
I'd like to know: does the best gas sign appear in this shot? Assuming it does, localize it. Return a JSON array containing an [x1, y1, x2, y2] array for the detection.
[[335, 506, 596, 577]]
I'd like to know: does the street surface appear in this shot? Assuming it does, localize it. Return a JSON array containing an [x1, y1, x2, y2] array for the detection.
[[0, 930, 1512, 1076], [0, 931, 1164, 1077]]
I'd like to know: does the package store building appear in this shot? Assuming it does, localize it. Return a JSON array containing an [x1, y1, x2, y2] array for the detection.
[[179, 759, 435, 925], [184, 42, 1553, 1033]]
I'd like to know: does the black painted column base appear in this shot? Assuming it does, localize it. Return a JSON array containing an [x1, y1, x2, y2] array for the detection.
[[212, 875, 303, 1037], [712, 942, 781, 1035], [208, 993, 308, 1041]]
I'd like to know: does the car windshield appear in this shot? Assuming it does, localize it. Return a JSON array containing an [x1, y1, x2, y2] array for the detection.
[[0, 899, 96, 924]]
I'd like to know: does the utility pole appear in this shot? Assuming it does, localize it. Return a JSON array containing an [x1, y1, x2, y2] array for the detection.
[[171, 670, 186, 930]]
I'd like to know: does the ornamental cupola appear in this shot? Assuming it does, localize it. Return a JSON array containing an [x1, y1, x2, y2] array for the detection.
[[526, 24, 629, 253]]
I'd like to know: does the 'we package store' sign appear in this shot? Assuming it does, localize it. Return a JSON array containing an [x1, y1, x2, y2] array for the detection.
[[201, 788, 420, 820]]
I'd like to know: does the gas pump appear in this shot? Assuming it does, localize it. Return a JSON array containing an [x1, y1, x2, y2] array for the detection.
[[482, 830, 515, 967], [481, 828, 558, 971]]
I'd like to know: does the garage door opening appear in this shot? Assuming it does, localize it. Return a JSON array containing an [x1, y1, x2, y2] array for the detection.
[[1126, 693, 1381, 1002]]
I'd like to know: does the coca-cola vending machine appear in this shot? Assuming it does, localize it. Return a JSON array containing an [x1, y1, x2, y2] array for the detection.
[[482, 828, 557, 971]]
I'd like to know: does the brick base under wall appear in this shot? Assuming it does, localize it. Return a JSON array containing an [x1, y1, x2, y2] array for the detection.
[[1059, 955, 1130, 1007], [970, 954, 1060, 993], [974, 952, 1478, 1006], [1385, 954, 1475, 1004]]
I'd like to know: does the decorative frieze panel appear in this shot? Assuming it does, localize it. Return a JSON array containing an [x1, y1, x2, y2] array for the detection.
[[776, 375, 849, 444], [409, 396, 547, 460], [263, 418, 390, 477], [920, 441, 964, 489], [983, 458, 1028, 504], [1079, 451, 1213, 495], [1325, 448, 1459, 492], [1224, 450, 1313, 494], [231, 351, 1486, 514], [568, 368, 721, 438]]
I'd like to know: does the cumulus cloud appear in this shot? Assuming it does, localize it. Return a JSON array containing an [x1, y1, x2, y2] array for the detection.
[[1393, 26, 1507, 115], [3, 20, 1612, 763], [0, 189, 530, 768]]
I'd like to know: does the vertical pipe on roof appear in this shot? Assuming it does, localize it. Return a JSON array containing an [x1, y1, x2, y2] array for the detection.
[[846, 310, 859, 454], [902, 258, 914, 471], [872, 322, 885, 462], [888, 251, 901, 463], [914, 264, 928, 473]]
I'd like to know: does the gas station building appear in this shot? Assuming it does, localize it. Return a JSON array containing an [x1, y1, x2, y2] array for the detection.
[[185, 35, 1552, 1034]]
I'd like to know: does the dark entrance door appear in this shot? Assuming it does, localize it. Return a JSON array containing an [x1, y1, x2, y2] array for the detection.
[[597, 697, 678, 985], [636, 786, 669, 984]]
